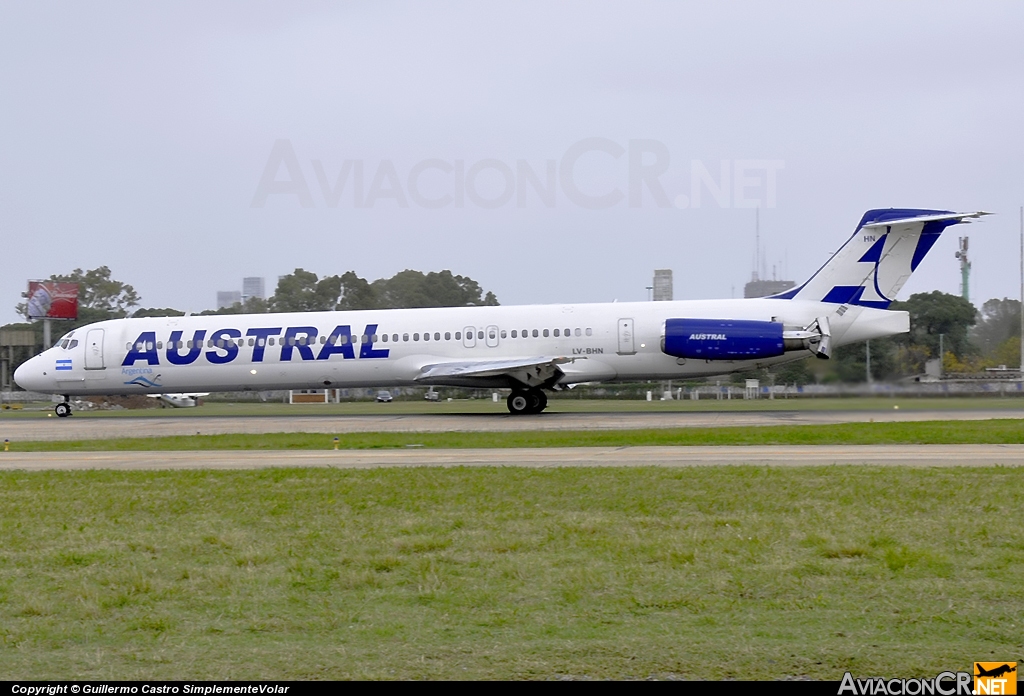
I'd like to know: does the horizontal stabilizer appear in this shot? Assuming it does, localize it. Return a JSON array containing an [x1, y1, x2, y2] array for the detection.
[[860, 211, 991, 228]]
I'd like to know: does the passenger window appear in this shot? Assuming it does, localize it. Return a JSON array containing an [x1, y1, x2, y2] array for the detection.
[[532, 329, 538, 337], [126, 342, 132, 350], [403, 333, 409, 342], [564, 328, 570, 336], [424, 332, 430, 341], [434, 332, 440, 341], [146, 341, 154, 350], [477, 331, 484, 339], [392, 334, 398, 342], [157, 341, 163, 350], [575, 328, 581, 337], [414, 333, 420, 341], [511, 330, 517, 338], [586, 328, 593, 336], [553, 329, 560, 337], [455, 332, 461, 340], [445, 332, 451, 340], [318, 336, 325, 344], [500, 330, 506, 338], [371, 334, 378, 342], [269, 338, 275, 346], [381, 334, 388, 343]]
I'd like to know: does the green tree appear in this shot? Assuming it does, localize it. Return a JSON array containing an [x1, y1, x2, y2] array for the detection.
[[770, 357, 815, 386], [827, 337, 900, 382], [269, 269, 343, 312], [132, 307, 186, 318], [891, 291, 977, 359], [337, 271, 379, 310], [972, 297, 1021, 358], [370, 270, 499, 309], [269, 268, 500, 312]]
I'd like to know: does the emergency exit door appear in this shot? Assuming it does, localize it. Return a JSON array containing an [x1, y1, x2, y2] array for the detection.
[[617, 318, 635, 355]]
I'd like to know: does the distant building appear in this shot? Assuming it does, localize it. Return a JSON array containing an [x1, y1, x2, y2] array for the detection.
[[217, 290, 241, 309], [743, 279, 795, 298], [242, 277, 265, 302], [652, 269, 673, 301]]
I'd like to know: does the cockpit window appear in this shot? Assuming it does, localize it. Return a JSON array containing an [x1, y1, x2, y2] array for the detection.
[[60, 340, 69, 349], [68, 340, 78, 349]]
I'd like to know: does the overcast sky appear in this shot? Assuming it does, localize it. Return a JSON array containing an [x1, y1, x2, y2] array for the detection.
[[2, 1, 1023, 325]]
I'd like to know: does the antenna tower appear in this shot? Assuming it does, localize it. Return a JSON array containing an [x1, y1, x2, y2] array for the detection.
[[955, 236, 971, 303]]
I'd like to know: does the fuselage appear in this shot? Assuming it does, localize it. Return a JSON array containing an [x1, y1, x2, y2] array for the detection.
[[15, 298, 908, 396]]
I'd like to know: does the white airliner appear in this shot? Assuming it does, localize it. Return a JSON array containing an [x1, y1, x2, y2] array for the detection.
[[15, 208, 988, 416]]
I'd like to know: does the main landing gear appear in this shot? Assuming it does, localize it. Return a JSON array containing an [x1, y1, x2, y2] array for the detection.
[[506, 389, 548, 415], [55, 397, 72, 418]]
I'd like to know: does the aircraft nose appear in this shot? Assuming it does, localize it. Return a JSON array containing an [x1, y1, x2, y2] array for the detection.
[[13, 356, 46, 392]]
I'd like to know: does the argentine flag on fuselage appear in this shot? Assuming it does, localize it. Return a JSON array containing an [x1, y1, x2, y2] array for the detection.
[[772, 208, 989, 308]]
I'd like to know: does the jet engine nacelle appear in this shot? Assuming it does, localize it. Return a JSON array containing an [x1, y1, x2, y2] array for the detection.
[[662, 318, 786, 360]]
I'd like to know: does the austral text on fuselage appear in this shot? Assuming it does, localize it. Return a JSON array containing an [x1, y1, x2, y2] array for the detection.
[[122, 325, 389, 366]]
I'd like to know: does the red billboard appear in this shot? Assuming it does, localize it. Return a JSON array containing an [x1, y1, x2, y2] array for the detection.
[[26, 281, 79, 320]]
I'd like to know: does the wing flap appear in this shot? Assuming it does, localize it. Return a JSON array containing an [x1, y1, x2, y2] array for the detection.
[[415, 356, 575, 381]]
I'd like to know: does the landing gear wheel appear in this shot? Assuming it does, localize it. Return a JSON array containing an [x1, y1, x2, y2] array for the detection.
[[55, 402, 72, 418], [535, 390, 548, 412], [526, 389, 547, 414], [507, 389, 548, 415], [507, 392, 531, 415]]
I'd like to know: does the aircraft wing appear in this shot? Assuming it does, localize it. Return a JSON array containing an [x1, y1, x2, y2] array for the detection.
[[414, 356, 577, 388]]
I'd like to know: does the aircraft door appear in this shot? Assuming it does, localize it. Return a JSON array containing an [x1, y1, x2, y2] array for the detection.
[[485, 325, 499, 348], [616, 318, 635, 355], [463, 326, 476, 348], [85, 329, 105, 369]]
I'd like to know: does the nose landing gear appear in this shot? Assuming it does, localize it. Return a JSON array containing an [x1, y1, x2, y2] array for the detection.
[[506, 389, 548, 415], [55, 397, 72, 418]]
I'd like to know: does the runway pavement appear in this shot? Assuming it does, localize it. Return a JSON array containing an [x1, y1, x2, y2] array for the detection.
[[3, 445, 1024, 470], [2, 408, 1024, 442]]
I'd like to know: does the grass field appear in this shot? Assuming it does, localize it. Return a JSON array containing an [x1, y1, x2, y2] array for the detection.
[[0, 466, 1021, 679], [3, 396, 1024, 419], [6, 418, 1024, 451]]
